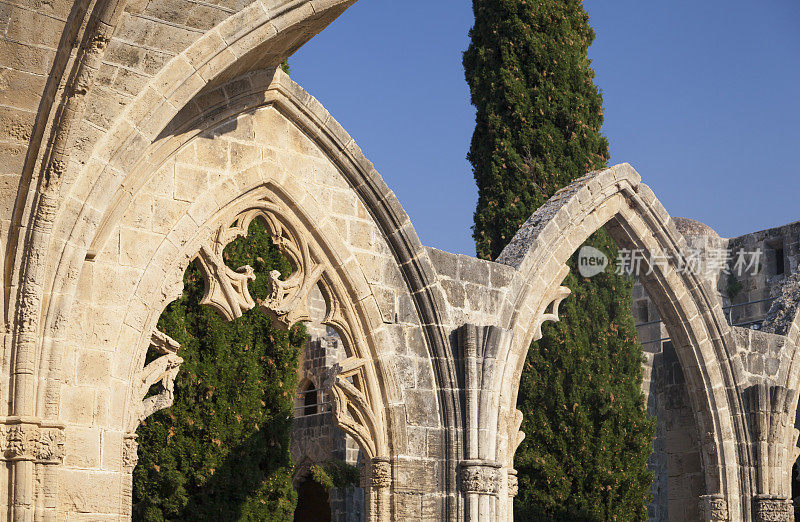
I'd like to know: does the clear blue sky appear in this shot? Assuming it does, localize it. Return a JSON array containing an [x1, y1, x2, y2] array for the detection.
[[290, 1, 800, 257]]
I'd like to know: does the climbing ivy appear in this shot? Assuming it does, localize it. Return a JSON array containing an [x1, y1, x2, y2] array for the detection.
[[133, 217, 305, 521]]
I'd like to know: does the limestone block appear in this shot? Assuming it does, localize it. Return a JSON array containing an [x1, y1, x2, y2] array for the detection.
[[77, 351, 112, 387], [61, 386, 95, 425], [59, 470, 122, 514], [64, 427, 101, 468], [101, 431, 124, 472]]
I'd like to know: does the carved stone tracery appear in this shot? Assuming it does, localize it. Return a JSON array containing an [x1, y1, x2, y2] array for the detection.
[[196, 215, 257, 322], [254, 208, 325, 330], [322, 357, 385, 460]]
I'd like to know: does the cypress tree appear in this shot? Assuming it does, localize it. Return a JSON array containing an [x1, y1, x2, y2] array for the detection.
[[133, 218, 305, 521], [464, 2, 654, 520]]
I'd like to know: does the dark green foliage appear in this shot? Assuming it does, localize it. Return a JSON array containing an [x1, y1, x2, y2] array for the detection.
[[464, 1, 654, 520], [464, 0, 608, 260], [133, 218, 306, 521], [308, 459, 361, 491], [514, 245, 654, 521]]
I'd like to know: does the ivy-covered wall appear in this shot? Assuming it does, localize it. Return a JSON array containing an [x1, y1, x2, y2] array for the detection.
[[133, 218, 306, 521]]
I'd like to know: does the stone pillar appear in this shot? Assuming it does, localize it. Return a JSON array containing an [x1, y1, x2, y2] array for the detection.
[[361, 457, 391, 522], [1, 420, 64, 521], [752, 495, 793, 522], [121, 434, 139, 518], [700, 494, 729, 521], [460, 460, 501, 521]]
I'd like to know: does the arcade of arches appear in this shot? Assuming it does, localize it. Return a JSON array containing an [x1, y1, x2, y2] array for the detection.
[[1, 0, 799, 520]]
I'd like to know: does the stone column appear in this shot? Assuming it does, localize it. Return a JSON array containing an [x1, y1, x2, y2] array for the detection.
[[460, 460, 501, 520], [361, 457, 391, 522], [1, 420, 64, 521]]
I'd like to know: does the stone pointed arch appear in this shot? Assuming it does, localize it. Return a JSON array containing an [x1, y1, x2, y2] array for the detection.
[[488, 164, 747, 520], [33, 62, 459, 518], [110, 181, 399, 518]]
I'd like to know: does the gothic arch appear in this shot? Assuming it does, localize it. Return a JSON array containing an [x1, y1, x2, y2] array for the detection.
[[492, 164, 747, 519], [10, 63, 447, 518], [30, 63, 460, 516], [7, 0, 360, 423], [77, 176, 403, 517]]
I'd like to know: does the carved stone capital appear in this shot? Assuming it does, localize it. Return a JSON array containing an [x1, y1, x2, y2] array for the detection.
[[507, 469, 518, 497], [123, 434, 139, 472], [361, 457, 391, 489], [752, 496, 792, 522], [36, 427, 66, 463], [459, 460, 501, 496], [700, 494, 729, 521], [0, 418, 65, 463]]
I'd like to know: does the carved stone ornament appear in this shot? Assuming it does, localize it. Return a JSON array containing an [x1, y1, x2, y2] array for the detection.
[[36, 428, 65, 462], [700, 494, 729, 521], [532, 266, 572, 342], [361, 457, 391, 489], [194, 203, 329, 330], [507, 469, 519, 497], [322, 357, 385, 459], [459, 461, 501, 495], [129, 330, 184, 430], [123, 435, 139, 471], [253, 209, 325, 330], [0, 420, 65, 463], [752, 496, 793, 522], [3, 424, 38, 460], [196, 215, 256, 322]]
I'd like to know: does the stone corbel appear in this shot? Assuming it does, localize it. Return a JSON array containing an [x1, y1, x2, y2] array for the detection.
[[123, 434, 139, 472], [322, 357, 383, 459], [507, 469, 518, 498], [360, 456, 392, 489], [0, 418, 65, 464], [129, 330, 183, 430], [509, 409, 525, 461]]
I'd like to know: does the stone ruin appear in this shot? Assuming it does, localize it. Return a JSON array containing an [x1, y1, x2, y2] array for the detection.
[[1, 0, 800, 520]]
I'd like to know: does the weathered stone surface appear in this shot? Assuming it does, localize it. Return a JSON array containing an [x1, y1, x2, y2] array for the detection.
[[1, 2, 799, 520]]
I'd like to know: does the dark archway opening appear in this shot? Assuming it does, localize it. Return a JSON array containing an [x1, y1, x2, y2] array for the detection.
[[294, 478, 332, 522]]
